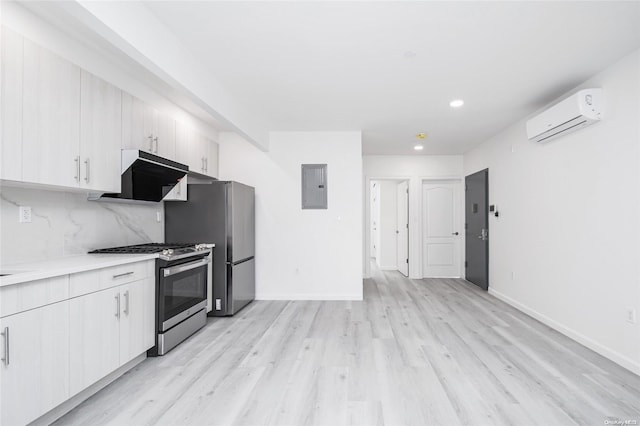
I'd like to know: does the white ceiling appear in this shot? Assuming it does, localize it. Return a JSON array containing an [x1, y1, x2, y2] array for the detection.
[[145, 2, 639, 155]]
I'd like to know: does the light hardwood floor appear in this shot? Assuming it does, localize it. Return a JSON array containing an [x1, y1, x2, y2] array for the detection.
[[55, 266, 640, 426]]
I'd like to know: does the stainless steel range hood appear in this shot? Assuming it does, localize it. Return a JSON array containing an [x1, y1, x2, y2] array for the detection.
[[89, 150, 188, 203]]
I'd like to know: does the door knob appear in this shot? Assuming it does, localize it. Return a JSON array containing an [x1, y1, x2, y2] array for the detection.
[[452, 232, 459, 235]]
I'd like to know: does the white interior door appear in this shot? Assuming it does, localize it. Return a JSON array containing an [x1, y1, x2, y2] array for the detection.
[[422, 181, 461, 277], [396, 181, 409, 276]]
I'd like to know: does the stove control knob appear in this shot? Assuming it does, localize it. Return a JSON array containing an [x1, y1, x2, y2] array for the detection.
[[162, 249, 169, 256], [167, 249, 174, 255]]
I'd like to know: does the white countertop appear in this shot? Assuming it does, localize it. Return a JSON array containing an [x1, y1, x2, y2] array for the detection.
[[0, 253, 159, 287]]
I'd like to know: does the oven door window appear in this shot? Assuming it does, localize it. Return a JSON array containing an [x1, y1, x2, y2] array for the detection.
[[162, 264, 207, 323]]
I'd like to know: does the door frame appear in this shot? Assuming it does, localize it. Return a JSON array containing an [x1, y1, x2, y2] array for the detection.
[[421, 178, 463, 278], [364, 175, 411, 279], [420, 177, 465, 279]]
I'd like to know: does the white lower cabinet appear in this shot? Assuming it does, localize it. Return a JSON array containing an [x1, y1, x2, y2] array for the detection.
[[69, 276, 154, 396], [69, 286, 121, 396], [119, 278, 155, 365], [0, 259, 155, 424], [0, 300, 70, 426]]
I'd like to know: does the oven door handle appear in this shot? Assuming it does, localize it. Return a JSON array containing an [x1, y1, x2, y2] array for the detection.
[[163, 258, 211, 277]]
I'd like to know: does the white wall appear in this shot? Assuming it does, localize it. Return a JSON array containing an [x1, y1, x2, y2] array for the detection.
[[363, 155, 463, 278], [464, 49, 640, 374], [378, 180, 399, 270], [219, 131, 363, 300]]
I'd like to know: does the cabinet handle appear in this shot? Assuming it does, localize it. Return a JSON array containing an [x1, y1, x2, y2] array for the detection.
[[1, 327, 9, 366], [154, 136, 159, 154], [201, 157, 205, 172], [204, 158, 208, 173], [112, 271, 134, 279], [115, 294, 120, 319], [148, 135, 154, 152], [74, 156, 80, 182], [124, 290, 130, 315], [84, 158, 91, 183]]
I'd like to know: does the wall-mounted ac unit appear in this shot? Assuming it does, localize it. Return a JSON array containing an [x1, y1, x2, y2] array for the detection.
[[526, 88, 603, 143]]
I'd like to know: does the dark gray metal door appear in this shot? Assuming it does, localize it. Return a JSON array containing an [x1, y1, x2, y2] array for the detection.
[[465, 169, 489, 290]]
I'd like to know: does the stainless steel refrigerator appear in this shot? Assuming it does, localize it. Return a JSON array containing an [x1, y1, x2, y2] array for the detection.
[[165, 181, 255, 316]]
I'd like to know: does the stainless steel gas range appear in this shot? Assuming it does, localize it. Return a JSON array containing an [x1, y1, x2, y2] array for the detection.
[[90, 243, 212, 355]]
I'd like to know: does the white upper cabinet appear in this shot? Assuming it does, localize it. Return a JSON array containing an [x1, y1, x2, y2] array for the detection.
[[122, 93, 175, 159], [12, 34, 121, 192], [80, 70, 122, 193], [154, 111, 176, 159], [162, 177, 188, 201], [2, 26, 218, 192], [1, 26, 23, 181], [22, 36, 80, 188], [122, 93, 147, 151], [208, 138, 219, 178], [175, 120, 218, 177]]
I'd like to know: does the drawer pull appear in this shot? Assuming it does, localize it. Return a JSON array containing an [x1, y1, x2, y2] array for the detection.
[[112, 271, 134, 279], [124, 290, 130, 315], [2, 327, 9, 366]]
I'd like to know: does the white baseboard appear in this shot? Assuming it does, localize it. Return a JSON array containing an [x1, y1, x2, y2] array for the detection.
[[256, 293, 363, 301], [380, 266, 399, 271], [489, 288, 640, 376]]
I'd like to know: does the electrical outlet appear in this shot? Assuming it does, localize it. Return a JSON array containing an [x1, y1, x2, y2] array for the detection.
[[626, 308, 637, 324], [156, 211, 162, 223], [19, 206, 32, 223], [511, 271, 516, 281]]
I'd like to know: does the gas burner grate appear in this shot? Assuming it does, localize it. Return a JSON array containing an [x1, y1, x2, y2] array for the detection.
[[89, 243, 196, 254]]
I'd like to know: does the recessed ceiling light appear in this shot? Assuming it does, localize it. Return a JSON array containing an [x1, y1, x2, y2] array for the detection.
[[416, 132, 427, 140], [414, 145, 424, 151], [450, 99, 464, 108]]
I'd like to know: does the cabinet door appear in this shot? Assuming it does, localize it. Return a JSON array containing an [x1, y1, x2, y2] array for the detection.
[[122, 93, 151, 152], [206, 137, 219, 178], [155, 112, 176, 159], [69, 286, 120, 396], [119, 278, 155, 365], [0, 301, 70, 426], [80, 70, 122, 192], [1, 26, 23, 181], [185, 131, 206, 174], [22, 37, 80, 187], [163, 177, 188, 201], [175, 120, 191, 167], [143, 104, 158, 154]]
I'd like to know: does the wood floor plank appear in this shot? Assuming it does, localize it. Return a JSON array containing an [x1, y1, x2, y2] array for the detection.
[[54, 264, 640, 426]]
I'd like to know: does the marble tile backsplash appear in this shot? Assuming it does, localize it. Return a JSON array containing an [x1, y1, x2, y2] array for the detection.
[[0, 186, 163, 264]]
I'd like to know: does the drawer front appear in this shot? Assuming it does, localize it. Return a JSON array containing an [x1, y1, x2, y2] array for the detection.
[[70, 261, 151, 298], [0, 275, 69, 318]]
